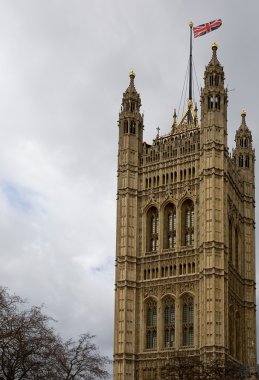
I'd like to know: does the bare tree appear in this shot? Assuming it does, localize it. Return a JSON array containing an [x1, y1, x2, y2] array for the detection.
[[161, 355, 250, 380], [53, 333, 110, 380], [0, 287, 110, 380]]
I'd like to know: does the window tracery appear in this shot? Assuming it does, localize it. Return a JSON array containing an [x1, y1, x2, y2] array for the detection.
[[164, 204, 176, 249], [182, 295, 194, 346], [182, 200, 194, 246], [146, 299, 157, 349], [164, 297, 175, 348], [147, 207, 159, 252]]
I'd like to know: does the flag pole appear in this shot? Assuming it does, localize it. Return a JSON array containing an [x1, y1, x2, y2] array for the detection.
[[189, 21, 193, 102]]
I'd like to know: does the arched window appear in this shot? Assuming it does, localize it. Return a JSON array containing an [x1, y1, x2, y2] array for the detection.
[[147, 207, 159, 252], [236, 311, 241, 361], [123, 120, 128, 134], [245, 156, 250, 168], [215, 95, 220, 110], [239, 155, 243, 167], [164, 204, 176, 249], [182, 295, 194, 346], [229, 305, 235, 357], [235, 227, 239, 271], [130, 120, 136, 134], [229, 219, 233, 263], [208, 96, 213, 110], [182, 200, 194, 246], [164, 297, 175, 348], [130, 101, 135, 112], [146, 299, 157, 349]]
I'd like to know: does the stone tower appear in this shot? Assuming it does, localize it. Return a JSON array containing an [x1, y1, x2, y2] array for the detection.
[[113, 44, 256, 379]]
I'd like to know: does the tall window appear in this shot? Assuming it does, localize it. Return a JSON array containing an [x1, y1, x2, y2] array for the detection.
[[229, 305, 235, 357], [146, 299, 157, 349], [130, 120, 136, 134], [215, 95, 220, 109], [235, 227, 239, 271], [182, 200, 194, 246], [164, 204, 176, 249], [164, 297, 175, 348], [147, 207, 159, 252], [229, 219, 232, 262], [182, 295, 194, 346]]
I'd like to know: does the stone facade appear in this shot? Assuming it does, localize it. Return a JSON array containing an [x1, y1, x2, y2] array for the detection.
[[113, 44, 256, 379]]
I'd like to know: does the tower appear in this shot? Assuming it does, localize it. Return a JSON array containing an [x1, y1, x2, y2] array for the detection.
[[113, 45, 256, 379]]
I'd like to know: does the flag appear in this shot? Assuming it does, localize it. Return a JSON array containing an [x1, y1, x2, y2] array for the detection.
[[193, 19, 222, 38]]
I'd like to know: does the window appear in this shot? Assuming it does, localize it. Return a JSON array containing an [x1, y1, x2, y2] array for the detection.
[[146, 299, 157, 349], [164, 204, 176, 249], [215, 95, 220, 110], [229, 219, 232, 262], [182, 295, 194, 346], [182, 200, 194, 246], [229, 306, 235, 357], [208, 96, 213, 110], [239, 155, 243, 167], [164, 297, 175, 348], [147, 207, 159, 252], [130, 120, 136, 134], [235, 227, 239, 271], [245, 156, 250, 168], [124, 120, 128, 134]]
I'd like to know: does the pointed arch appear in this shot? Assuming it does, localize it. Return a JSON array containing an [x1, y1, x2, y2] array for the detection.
[[181, 199, 194, 246], [229, 218, 233, 263], [162, 296, 175, 348], [229, 305, 235, 357], [145, 298, 157, 349], [181, 293, 194, 346], [146, 206, 159, 252], [163, 203, 176, 249]]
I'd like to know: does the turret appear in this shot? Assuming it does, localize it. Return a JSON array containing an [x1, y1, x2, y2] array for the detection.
[[118, 71, 143, 164], [233, 110, 255, 179], [200, 43, 228, 147]]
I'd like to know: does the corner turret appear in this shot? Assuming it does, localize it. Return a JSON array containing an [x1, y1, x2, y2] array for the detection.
[[233, 111, 255, 176], [201, 43, 228, 148]]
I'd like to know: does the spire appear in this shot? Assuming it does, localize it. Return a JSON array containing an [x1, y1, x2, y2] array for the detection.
[[121, 70, 141, 113], [235, 110, 252, 142], [118, 71, 143, 141], [208, 42, 221, 66], [203, 42, 224, 85], [233, 110, 254, 171]]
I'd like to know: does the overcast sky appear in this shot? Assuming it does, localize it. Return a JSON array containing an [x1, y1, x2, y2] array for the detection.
[[0, 0, 258, 364]]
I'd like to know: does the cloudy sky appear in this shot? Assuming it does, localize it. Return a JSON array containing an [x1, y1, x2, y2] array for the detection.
[[0, 0, 258, 363]]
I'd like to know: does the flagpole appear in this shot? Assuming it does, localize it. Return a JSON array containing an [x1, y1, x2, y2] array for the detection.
[[189, 21, 193, 102]]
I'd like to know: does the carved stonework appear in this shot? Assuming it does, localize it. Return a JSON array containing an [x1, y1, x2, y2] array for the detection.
[[180, 282, 195, 294], [143, 286, 158, 298], [160, 284, 176, 296]]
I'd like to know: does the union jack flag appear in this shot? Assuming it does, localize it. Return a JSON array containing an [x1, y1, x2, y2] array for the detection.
[[193, 19, 222, 38]]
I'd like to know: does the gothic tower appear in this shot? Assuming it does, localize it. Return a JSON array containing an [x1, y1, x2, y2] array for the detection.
[[113, 44, 256, 379]]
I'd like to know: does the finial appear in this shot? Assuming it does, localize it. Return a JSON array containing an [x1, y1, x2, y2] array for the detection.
[[129, 70, 135, 79], [156, 126, 160, 138], [173, 109, 177, 126], [189, 21, 193, 28], [241, 109, 247, 126], [211, 42, 218, 51], [129, 70, 135, 86]]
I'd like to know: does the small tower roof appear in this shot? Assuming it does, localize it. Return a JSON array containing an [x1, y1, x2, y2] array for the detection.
[[208, 41, 221, 67], [121, 70, 142, 111], [235, 109, 252, 141]]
